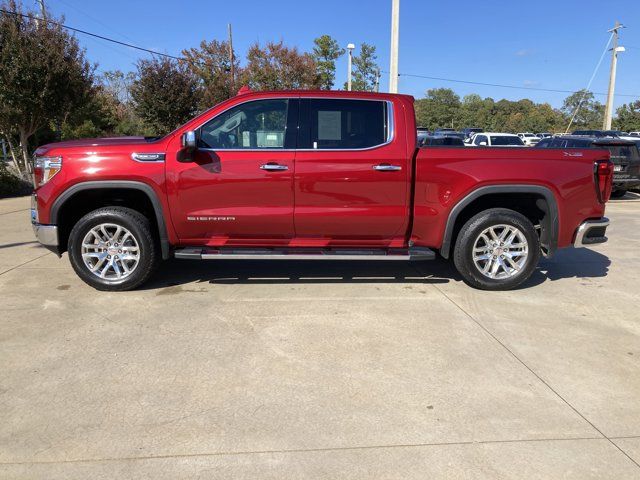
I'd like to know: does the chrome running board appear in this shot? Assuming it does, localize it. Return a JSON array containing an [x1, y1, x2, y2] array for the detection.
[[174, 246, 435, 261]]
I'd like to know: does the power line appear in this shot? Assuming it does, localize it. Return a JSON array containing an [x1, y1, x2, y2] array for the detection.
[[2, 7, 638, 99], [386, 71, 639, 98], [0, 8, 207, 66]]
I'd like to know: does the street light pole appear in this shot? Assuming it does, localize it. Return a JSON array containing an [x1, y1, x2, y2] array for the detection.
[[347, 43, 355, 91], [388, 0, 400, 93], [603, 21, 624, 130]]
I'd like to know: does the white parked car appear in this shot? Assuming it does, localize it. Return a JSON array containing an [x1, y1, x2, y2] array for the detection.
[[517, 133, 541, 146], [628, 131, 640, 137], [467, 133, 525, 147]]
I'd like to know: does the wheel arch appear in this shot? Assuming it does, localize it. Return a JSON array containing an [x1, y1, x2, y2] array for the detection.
[[440, 184, 559, 259], [50, 181, 171, 259]]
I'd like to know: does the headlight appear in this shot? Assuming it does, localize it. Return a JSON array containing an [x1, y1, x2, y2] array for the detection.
[[33, 156, 62, 187]]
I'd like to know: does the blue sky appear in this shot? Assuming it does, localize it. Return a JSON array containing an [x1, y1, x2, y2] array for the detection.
[[44, 0, 640, 109]]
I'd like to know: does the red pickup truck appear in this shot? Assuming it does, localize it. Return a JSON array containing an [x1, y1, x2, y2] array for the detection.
[[31, 90, 614, 291]]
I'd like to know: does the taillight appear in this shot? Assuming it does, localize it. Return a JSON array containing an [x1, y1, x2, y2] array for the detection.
[[594, 160, 614, 203], [33, 156, 62, 188]]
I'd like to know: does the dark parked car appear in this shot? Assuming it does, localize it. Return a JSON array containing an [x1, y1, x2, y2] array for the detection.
[[419, 135, 465, 147], [537, 135, 640, 197], [572, 130, 623, 138], [433, 130, 466, 140]]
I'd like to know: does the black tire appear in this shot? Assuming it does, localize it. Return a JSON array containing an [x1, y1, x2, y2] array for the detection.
[[453, 208, 540, 291], [68, 207, 159, 291], [610, 189, 627, 199]]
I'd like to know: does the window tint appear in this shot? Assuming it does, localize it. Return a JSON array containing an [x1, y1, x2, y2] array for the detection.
[[475, 135, 488, 145], [550, 138, 568, 148], [607, 145, 640, 162], [490, 136, 524, 146], [305, 99, 388, 149], [199, 99, 288, 149]]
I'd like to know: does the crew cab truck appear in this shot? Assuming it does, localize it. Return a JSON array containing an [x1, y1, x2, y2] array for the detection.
[[31, 90, 614, 291]]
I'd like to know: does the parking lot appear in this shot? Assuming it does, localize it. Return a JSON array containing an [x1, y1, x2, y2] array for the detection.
[[1, 193, 640, 479]]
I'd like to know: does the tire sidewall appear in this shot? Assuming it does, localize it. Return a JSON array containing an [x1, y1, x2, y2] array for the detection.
[[68, 208, 156, 291], [454, 209, 540, 290]]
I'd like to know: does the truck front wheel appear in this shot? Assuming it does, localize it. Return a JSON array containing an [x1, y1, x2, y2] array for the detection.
[[453, 208, 540, 290], [68, 207, 159, 291]]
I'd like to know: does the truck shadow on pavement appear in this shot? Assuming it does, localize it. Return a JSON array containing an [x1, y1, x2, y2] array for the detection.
[[145, 248, 610, 290]]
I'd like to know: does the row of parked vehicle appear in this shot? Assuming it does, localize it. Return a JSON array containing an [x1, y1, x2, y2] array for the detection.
[[417, 127, 640, 198]]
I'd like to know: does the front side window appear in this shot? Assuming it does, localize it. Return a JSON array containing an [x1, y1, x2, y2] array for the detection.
[[304, 99, 388, 149], [199, 99, 289, 149], [475, 135, 488, 145]]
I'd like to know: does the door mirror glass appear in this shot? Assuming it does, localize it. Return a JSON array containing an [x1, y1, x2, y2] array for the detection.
[[182, 131, 197, 149]]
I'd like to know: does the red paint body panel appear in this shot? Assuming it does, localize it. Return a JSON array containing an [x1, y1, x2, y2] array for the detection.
[[412, 147, 608, 249], [32, 90, 609, 255]]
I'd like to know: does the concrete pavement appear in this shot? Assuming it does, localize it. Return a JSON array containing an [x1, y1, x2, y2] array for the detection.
[[1, 194, 639, 479]]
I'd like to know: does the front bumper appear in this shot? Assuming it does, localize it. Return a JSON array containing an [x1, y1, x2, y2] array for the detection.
[[32, 222, 59, 247], [31, 195, 60, 253], [573, 217, 609, 247]]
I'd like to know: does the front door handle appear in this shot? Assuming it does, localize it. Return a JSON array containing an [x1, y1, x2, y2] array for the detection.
[[373, 163, 402, 171], [260, 162, 289, 171]]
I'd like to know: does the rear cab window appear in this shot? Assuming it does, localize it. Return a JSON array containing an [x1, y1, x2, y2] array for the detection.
[[299, 99, 390, 149]]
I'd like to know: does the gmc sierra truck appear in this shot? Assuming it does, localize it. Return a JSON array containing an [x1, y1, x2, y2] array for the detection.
[[30, 90, 614, 291]]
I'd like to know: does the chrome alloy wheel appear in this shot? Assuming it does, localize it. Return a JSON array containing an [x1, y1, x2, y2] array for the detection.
[[472, 224, 529, 280], [81, 223, 140, 281]]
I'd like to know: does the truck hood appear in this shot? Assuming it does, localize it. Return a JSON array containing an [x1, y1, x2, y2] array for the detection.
[[35, 136, 162, 155]]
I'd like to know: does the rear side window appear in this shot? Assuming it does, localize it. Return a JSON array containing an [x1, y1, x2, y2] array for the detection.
[[491, 136, 524, 146], [301, 99, 389, 149]]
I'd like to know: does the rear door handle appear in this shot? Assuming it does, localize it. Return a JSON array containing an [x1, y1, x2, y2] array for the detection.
[[373, 163, 402, 171], [260, 163, 289, 171]]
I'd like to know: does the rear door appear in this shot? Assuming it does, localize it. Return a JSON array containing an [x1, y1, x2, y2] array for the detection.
[[293, 98, 409, 244]]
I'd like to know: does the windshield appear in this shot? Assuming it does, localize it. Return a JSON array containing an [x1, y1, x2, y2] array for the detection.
[[491, 136, 524, 146]]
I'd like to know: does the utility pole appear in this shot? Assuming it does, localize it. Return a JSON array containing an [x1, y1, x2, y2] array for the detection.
[[35, 0, 45, 27], [603, 21, 624, 130], [228, 24, 235, 93], [347, 43, 355, 91], [375, 68, 381, 92], [388, 0, 400, 93]]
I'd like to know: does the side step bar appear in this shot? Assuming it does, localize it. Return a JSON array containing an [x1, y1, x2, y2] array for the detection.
[[174, 246, 435, 261]]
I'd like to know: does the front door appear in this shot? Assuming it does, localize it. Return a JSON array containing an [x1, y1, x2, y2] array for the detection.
[[167, 98, 297, 245], [293, 98, 409, 245]]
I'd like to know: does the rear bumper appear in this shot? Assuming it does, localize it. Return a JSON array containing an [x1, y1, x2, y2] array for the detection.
[[573, 217, 609, 247], [613, 177, 640, 189]]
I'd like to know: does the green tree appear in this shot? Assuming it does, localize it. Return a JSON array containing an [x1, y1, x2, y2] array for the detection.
[[0, 0, 95, 175], [312, 35, 344, 90], [130, 57, 200, 135], [242, 41, 320, 90], [615, 100, 640, 132], [182, 39, 240, 109], [561, 90, 604, 130], [346, 43, 379, 91], [415, 88, 461, 130]]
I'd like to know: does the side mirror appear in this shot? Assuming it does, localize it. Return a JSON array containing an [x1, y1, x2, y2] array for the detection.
[[479, 141, 487, 146], [182, 131, 197, 149], [178, 131, 197, 163]]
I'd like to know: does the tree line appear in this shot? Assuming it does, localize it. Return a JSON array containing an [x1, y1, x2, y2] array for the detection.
[[1, 0, 639, 182], [415, 88, 639, 134]]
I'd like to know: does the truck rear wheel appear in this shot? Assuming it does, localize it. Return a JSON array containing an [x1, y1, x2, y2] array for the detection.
[[453, 208, 540, 291], [68, 207, 159, 291]]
